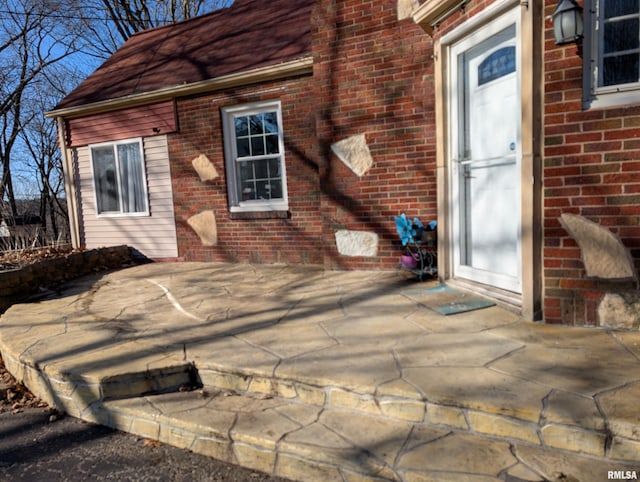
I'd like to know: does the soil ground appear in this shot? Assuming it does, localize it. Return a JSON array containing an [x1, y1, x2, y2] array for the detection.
[[0, 246, 75, 272]]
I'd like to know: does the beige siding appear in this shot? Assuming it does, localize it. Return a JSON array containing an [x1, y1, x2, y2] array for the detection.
[[75, 135, 178, 259]]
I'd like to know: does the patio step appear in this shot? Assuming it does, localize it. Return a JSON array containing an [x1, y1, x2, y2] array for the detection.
[[84, 387, 637, 481], [8, 350, 638, 480], [191, 363, 640, 466], [0, 348, 197, 414], [7, 346, 640, 468]]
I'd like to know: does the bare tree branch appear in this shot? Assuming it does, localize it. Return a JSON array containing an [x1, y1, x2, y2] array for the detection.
[[68, 0, 233, 58], [0, 0, 232, 244]]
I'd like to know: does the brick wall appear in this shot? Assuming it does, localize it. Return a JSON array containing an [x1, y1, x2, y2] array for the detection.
[[313, 0, 437, 269], [169, 0, 437, 271], [542, 0, 640, 325], [168, 76, 324, 265]]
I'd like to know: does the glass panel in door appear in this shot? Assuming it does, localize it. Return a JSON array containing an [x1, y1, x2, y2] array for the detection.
[[452, 22, 522, 293]]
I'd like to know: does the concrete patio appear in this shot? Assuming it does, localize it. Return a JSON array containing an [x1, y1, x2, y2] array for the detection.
[[1, 262, 639, 481]]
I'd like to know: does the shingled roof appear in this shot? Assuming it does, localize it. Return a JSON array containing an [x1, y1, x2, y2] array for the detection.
[[54, 0, 315, 111]]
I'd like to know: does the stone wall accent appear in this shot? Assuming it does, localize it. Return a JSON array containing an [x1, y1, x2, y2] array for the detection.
[[330, 134, 373, 177], [397, 0, 419, 20], [598, 293, 640, 330], [191, 154, 219, 182], [560, 213, 637, 281], [187, 210, 218, 246], [0, 245, 135, 312], [334, 230, 378, 257]]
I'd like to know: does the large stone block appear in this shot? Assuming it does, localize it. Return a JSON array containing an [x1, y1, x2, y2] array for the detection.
[[335, 230, 378, 257], [397, 0, 419, 20], [187, 210, 218, 246], [560, 213, 637, 281], [598, 292, 640, 330], [191, 154, 219, 182], [330, 134, 373, 177]]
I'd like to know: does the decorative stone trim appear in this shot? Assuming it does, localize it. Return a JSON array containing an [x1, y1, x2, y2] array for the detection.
[[330, 134, 373, 177], [187, 210, 218, 246], [334, 230, 378, 257], [560, 213, 637, 281], [191, 154, 219, 182], [398, 0, 420, 20], [598, 293, 640, 330]]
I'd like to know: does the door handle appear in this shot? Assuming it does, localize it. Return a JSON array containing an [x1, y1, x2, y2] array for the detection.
[[457, 154, 516, 165]]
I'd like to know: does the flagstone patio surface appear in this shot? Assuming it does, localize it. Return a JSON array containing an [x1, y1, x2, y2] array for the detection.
[[1, 262, 639, 481]]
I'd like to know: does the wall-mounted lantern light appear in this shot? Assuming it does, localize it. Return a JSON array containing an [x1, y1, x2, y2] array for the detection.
[[552, 0, 584, 45]]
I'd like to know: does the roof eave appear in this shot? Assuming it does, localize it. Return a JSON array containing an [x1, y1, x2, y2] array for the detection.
[[46, 55, 314, 119], [412, 0, 468, 35]]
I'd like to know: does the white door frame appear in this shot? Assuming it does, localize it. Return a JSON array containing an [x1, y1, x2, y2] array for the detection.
[[433, 1, 542, 319]]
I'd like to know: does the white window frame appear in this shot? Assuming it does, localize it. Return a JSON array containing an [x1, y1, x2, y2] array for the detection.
[[89, 138, 150, 217], [584, 0, 640, 109], [221, 100, 289, 212]]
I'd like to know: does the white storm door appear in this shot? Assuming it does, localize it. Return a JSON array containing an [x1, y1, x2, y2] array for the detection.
[[450, 11, 522, 293]]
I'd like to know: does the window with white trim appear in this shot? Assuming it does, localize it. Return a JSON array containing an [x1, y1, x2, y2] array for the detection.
[[222, 101, 288, 212], [585, 0, 640, 108], [90, 138, 149, 215]]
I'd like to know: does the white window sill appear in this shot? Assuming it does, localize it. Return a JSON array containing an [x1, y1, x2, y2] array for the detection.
[[230, 203, 289, 213], [585, 89, 640, 110], [97, 211, 150, 218], [228, 203, 290, 220]]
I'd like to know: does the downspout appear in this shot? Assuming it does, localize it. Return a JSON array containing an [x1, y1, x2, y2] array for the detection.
[[55, 116, 80, 249]]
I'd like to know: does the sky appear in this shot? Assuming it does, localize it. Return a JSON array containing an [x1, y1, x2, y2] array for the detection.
[[7, 0, 234, 201]]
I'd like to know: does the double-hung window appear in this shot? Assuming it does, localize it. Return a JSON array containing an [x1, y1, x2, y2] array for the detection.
[[90, 138, 149, 215], [585, 0, 640, 108], [222, 101, 288, 212]]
